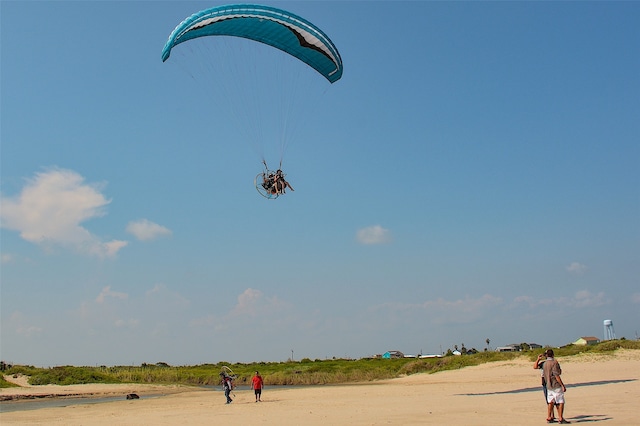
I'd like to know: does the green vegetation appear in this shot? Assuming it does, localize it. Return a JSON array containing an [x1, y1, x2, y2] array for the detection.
[[3, 365, 121, 387], [535, 337, 640, 358], [2, 340, 638, 387], [0, 376, 19, 389]]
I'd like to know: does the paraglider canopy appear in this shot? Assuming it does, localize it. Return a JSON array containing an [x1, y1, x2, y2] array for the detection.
[[162, 3, 343, 83]]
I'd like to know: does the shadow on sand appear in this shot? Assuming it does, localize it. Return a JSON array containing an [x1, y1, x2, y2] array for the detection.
[[457, 378, 636, 396], [567, 414, 613, 423], [457, 379, 635, 423]]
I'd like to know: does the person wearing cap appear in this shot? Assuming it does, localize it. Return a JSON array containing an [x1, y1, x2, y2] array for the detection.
[[542, 349, 570, 424], [220, 373, 234, 404], [535, 349, 557, 421]]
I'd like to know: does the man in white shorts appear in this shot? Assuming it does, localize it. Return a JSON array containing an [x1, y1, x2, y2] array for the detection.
[[542, 349, 570, 424]]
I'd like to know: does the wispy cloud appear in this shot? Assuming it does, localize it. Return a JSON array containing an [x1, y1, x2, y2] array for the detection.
[[372, 290, 610, 328], [512, 290, 609, 309], [8, 312, 43, 337], [571, 290, 607, 308], [566, 262, 587, 274], [126, 219, 172, 241], [75, 284, 187, 335], [190, 288, 290, 330], [374, 294, 503, 313], [229, 288, 288, 318], [145, 283, 190, 309], [96, 286, 128, 304], [370, 294, 503, 326], [0, 168, 128, 258], [114, 318, 140, 328], [356, 225, 391, 245]]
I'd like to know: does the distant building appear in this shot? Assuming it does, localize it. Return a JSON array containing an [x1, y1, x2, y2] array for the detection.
[[382, 350, 404, 359], [573, 336, 600, 346], [528, 343, 542, 349], [496, 345, 520, 352]]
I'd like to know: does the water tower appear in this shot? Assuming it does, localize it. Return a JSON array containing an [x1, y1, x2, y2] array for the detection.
[[603, 319, 616, 340]]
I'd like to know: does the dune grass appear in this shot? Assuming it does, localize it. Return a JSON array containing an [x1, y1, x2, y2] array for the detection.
[[2, 340, 638, 388], [0, 376, 19, 388]]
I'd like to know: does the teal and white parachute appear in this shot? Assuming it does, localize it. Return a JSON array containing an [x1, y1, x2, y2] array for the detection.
[[162, 4, 343, 83]]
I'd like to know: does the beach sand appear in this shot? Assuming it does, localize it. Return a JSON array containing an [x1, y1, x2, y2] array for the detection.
[[1, 349, 638, 425]]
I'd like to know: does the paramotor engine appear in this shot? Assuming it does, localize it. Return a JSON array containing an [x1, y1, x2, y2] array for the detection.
[[255, 165, 294, 199]]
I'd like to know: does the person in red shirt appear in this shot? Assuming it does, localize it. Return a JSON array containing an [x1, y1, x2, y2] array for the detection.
[[251, 371, 264, 402]]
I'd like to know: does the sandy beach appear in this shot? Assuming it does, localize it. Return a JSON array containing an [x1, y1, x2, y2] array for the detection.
[[1, 350, 638, 425]]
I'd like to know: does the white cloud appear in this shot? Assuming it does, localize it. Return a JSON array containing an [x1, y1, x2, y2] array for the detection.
[[92, 240, 129, 258], [145, 283, 190, 310], [566, 262, 587, 274], [74, 284, 184, 334], [126, 219, 172, 241], [16, 324, 44, 337], [8, 311, 43, 337], [229, 288, 287, 318], [190, 288, 290, 330], [370, 294, 503, 326], [232, 288, 264, 315], [372, 294, 502, 313], [114, 318, 139, 328], [512, 290, 609, 309], [1, 253, 15, 264], [512, 295, 555, 308], [356, 225, 391, 245], [0, 168, 128, 258], [423, 294, 503, 313], [96, 285, 128, 304], [571, 290, 608, 308]]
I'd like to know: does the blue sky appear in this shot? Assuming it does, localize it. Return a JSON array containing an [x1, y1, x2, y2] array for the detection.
[[1, 1, 638, 366]]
